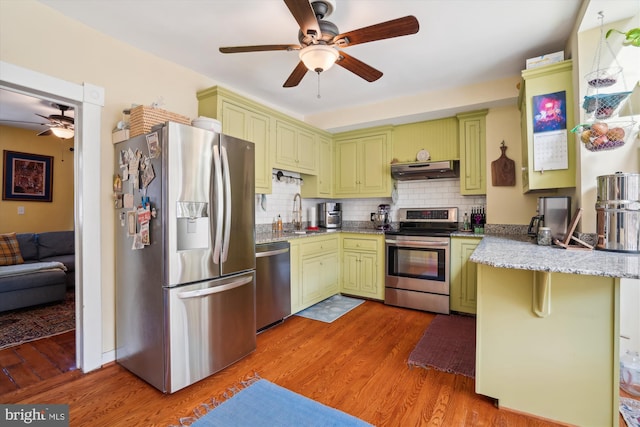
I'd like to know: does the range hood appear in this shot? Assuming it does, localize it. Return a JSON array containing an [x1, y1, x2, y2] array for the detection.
[[391, 160, 459, 181]]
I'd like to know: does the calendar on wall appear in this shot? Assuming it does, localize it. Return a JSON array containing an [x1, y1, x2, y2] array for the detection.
[[531, 90, 569, 172], [533, 130, 568, 171]]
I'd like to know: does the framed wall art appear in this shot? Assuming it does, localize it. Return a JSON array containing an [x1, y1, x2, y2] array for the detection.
[[2, 150, 54, 202]]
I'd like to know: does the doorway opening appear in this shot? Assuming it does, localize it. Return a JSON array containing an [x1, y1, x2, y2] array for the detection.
[[0, 60, 105, 376]]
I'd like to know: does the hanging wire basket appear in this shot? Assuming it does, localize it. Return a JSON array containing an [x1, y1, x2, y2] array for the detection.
[[585, 67, 622, 88], [580, 12, 636, 152], [583, 91, 632, 119], [573, 120, 637, 152]]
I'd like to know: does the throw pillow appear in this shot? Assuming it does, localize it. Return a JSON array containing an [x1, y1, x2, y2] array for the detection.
[[0, 232, 25, 266]]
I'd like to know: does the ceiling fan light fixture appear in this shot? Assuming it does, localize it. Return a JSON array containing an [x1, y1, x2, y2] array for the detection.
[[50, 127, 74, 139], [299, 44, 339, 73]]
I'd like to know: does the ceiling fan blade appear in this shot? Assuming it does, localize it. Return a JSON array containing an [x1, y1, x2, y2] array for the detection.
[[284, 0, 321, 40], [219, 44, 300, 54], [335, 51, 383, 82], [283, 61, 309, 88], [37, 129, 53, 137], [49, 115, 74, 125], [333, 16, 419, 47], [35, 113, 50, 120], [0, 119, 48, 125]]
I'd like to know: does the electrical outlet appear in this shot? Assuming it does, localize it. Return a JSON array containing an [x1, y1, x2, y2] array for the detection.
[[17, 206, 25, 215]]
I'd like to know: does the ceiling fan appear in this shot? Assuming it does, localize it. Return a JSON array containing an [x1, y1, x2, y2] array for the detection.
[[0, 102, 75, 139], [35, 104, 75, 139], [219, 0, 419, 87]]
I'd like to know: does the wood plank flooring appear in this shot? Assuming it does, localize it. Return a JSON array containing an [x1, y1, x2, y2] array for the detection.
[[0, 331, 77, 395], [0, 301, 625, 426]]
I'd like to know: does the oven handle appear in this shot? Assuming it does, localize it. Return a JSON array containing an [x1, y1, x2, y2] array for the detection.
[[385, 239, 449, 247]]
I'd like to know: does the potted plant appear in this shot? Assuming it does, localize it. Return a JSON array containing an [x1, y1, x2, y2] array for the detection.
[[606, 27, 640, 47]]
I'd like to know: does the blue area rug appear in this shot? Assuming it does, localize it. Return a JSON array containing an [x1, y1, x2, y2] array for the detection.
[[295, 294, 365, 323], [187, 378, 371, 427]]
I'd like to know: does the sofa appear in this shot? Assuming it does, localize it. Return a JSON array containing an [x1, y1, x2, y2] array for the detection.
[[0, 231, 75, 312]]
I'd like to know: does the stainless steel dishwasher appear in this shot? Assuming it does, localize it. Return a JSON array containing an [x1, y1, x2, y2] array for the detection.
[[255, 241, 291, 331]]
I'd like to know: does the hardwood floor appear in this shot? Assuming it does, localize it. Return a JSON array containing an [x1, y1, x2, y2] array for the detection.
[[0, 301, 622, 426], [0, 331, 77, 395]]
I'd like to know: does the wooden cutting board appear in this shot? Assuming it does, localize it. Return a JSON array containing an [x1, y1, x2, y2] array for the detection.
[[491, 142, 515, 186]]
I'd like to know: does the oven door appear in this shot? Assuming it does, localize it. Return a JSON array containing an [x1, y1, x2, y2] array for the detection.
[[385, 236, 449, 295]]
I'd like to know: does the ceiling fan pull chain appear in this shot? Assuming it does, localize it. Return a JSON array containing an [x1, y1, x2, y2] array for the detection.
[[317, 72, 321, 99]]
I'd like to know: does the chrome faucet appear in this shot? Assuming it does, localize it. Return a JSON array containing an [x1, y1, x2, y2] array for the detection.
[[292, 193, 302, 230]]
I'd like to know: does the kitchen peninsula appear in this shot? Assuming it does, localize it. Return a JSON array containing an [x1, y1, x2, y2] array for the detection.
[[471, 235, 639, 426]]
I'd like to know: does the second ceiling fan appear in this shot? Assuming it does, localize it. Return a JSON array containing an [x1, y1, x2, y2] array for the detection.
[[36, 104, 75, 139], [219, 0, 419, 87]]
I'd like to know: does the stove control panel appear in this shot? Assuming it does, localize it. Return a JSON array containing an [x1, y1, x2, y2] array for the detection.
[[399, 207, 458, 223]]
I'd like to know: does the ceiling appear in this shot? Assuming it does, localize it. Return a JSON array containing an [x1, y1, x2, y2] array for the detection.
[[1, 0, 638, 134]]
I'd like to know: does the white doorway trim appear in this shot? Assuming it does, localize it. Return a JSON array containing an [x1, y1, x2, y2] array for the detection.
[[0, 61, 104, 372]]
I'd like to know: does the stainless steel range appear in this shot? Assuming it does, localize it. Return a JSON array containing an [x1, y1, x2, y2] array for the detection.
[[384, 207, 458, 314]]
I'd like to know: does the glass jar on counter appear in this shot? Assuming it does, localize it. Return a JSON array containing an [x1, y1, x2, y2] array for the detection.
[[537, 227, 552, 246]]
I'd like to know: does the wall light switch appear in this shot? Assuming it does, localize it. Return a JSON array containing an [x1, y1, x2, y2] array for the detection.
[[17, 206, 25, 215]]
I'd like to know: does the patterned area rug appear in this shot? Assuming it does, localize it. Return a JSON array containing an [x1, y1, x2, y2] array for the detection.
[[0, 291, 75, 350], [295, 294, 365, 323], [408, 314, 476, 378], [620, 397, 640, 427]]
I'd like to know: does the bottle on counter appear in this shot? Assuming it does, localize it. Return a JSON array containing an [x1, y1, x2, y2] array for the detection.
[[272, 217, 277, 234], [277, 215, 283, 232], [463, 212, 470, 231]]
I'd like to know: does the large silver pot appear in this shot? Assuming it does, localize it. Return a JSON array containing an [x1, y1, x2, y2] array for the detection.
[[596, 172, 640, 253]]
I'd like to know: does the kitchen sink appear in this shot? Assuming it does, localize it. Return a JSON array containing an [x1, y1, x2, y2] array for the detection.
[[283, 229, 324, 235]]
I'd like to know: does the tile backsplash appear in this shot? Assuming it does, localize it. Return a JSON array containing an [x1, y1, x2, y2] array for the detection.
[[256, 170, 486, 226]]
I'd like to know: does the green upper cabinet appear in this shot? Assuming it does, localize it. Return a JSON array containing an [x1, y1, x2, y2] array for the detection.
[[334, 127, 392, 198], [197, 86, 272, 194], [392, 117, 459, 162], [457, 110, 488, 195], [518, 60, 576, 192], [301, 135, 332, 198], [274, 120, 318, 175]]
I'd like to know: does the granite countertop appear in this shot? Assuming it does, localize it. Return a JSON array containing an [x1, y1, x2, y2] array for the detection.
[[256, 226, 384, 244], [470, 234, 640, 279]]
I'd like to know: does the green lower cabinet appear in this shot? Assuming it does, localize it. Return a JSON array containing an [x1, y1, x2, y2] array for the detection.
[[450, 236, 481, 314], [290, 235, 340, 314], [340, 234, 384, 300]]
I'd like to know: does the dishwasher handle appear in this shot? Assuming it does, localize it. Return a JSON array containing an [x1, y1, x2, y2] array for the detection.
[[177, 276, 253, 299], [256, 247, 290, 258]]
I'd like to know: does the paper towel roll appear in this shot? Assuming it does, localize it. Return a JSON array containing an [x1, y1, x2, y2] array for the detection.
[[308, 207, 317, 228]]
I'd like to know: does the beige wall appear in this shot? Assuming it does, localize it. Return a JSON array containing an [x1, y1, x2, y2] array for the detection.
[[484, 105, 575, 226], [0, 0, 219, 353], [0, 125, 74, 232]]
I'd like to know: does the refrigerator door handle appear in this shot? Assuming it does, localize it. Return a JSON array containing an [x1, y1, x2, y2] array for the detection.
[[212, 145, 224, 264], [177, 276, 253, 299], [220, 145, 232, 263]]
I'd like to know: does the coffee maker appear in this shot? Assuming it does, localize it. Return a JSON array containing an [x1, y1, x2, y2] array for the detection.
[[372, 204, 391, 230], [528, 196, 571, 241]]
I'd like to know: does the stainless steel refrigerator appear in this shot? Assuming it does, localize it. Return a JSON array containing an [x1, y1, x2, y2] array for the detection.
[[113, 121, 256, 393]]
